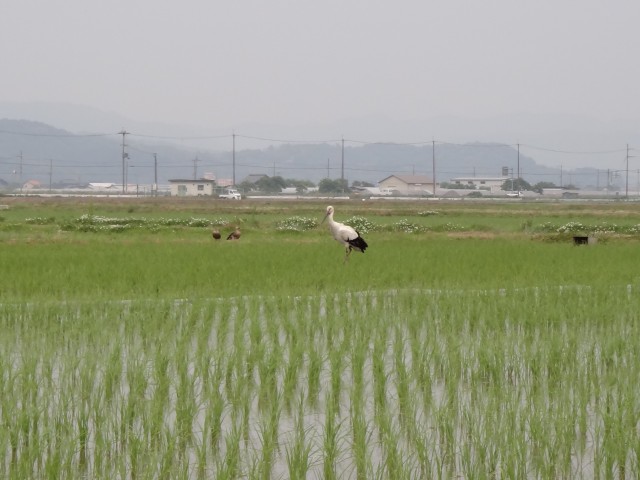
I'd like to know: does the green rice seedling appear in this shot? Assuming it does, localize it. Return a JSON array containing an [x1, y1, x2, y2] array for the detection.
[[282, 341, 303, 412], [215, 420, 243, 480], [157, 428, 177, 480], [42, 425, 64, 479], [193, 425, 210, 480], [306, 343, 323, 409], [124, 355, 148, 433], [321, 390, 344, 480], [285, 393, 314, 479], [348, 322, 369, 409], [374, 409, 401, 478], [327, 343, 344, 418], [149, 348, 171, 447], [392, 325, 411, 431], [174, 364, 198, 450], [257, 388, 283, 480], [126, 428, 146, 480], [204, 385, 226, 455], [350, 401, 371, 480], [257, 347, 281, 414], [255, 412, 278, 479], [241, 388, 253, 447], [103, 344, 123, 405]]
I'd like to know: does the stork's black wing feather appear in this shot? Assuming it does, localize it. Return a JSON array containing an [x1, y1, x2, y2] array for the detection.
[[348, 231, 368, 253]]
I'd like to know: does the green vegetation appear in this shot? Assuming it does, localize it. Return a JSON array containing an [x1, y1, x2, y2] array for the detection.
[[2, 197, 640, 477]]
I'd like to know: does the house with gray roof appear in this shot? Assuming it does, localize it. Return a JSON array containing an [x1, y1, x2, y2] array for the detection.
[[378, 174, 434, 196]]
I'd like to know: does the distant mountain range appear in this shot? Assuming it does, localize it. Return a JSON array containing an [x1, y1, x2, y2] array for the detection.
[[1, 102, 633, 189]]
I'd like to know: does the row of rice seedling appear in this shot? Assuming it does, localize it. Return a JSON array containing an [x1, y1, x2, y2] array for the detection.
[[2, 285, 640, 478]]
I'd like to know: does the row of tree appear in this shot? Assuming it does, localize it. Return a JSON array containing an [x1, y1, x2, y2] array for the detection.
[[237, 176, 366, 194], [438, 179, 578, 193], [238, 174, 578, 195]]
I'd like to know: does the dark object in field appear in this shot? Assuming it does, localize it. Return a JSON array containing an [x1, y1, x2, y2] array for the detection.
[[573, 235, 597, 245], [212, 228, 221, 240]]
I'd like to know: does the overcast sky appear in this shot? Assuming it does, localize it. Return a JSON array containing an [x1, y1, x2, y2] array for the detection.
[[2, 1, 640, 141]]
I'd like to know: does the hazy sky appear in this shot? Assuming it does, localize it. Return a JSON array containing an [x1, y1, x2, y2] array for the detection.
[[2, 0, 640, 133]]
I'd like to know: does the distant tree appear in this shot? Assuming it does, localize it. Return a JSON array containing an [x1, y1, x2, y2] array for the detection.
[[532, 181, 558, 193], [318, 178, 348, 193], [238, 180, 255, 192], [256, 176, 287, 193], [501, 177, 532, 192], [285, 178, 315, 188], [440, 182, 476, 190]]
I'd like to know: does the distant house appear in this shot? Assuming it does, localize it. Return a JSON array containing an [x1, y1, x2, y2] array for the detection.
[[168, 179, 216, 196], [449, 176, 509, 193], [216, 178, 234, 188], [22, 180, 42, 190], [378, 174, 434, 196]]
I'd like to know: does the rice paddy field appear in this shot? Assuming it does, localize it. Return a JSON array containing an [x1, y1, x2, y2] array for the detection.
[[2, 196, 640, 479]]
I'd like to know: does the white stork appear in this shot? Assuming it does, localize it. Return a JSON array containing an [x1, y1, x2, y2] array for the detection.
[[322, 205, 368, 262]]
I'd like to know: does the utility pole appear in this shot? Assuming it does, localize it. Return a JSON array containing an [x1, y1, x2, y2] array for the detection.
[[232, 132, 236, 186], [153, 153, 158, 196], [341, 137, 345, 193], [119, 130, 129, 193], [49, 159, 53, 192], [626, 144, 629, 200], [327, 158, 330, 179], [19, 151, 23, 190], [193, 156, 200, 180], [432, 140, 436, 197], [517, 143, 520, 190]]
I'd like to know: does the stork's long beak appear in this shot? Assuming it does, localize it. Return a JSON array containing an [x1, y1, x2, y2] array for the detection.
[[321, 212, 328, 224]]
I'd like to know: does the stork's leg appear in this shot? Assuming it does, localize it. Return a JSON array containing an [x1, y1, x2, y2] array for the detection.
[[344, 245, 352, 263]]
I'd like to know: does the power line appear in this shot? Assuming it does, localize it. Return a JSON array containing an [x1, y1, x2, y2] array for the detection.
[[236, 134, 340, 144], [0, 129, 115, 137], [519, 144, 627, 154], [129, 133, 231, 140]]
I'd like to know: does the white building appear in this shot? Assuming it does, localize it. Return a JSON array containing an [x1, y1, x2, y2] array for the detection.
[[378, 174, 434, 196], [168, 179, 216, 196], [449, 176, 510, 193]]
